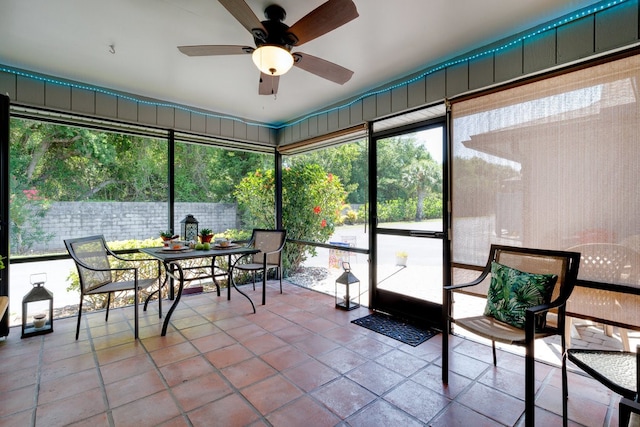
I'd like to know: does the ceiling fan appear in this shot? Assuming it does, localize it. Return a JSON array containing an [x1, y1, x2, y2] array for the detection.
[[178, 0, 359, 95]]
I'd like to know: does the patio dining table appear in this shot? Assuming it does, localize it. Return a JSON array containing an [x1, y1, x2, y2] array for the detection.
[[140, 245, 259, 335]]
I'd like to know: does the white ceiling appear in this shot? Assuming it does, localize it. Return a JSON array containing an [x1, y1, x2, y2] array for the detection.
[[1, 0, 600, 125]]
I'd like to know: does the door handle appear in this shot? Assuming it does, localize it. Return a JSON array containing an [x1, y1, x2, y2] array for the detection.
[[409, 231, 444, 238]]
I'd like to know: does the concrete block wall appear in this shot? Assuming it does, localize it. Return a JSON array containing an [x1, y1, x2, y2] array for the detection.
[[32, 202, 237, 253]]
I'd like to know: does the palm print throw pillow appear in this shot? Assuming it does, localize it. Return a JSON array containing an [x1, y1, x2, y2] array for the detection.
[[484, 261, 558, 330]]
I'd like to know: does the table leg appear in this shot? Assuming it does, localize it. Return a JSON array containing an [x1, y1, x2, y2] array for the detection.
[[227, 254, 232, 301], [228, 253, 256, 313], [168, 272, 175, 300], [210, 256, 221, 297], [144, 270, 166, 318], [161, 262, 184, 336]]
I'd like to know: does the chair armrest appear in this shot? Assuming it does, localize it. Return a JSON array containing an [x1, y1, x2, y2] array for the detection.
[[110, 252, 158, 264], [72, 256, 137, 274], [526, 297, 567, 315], [525, 298, 569, 338], [233, 253, 255, 265], [262, 248, 284, 256], [443, 273, 489, 292]]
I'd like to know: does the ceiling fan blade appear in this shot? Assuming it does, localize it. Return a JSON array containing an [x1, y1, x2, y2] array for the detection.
[[293, 52, 353, 85], [218, 0, 267, 40], [287, 0, 359, 46], [259, 73, 280, 95], [178, 45, 253, 56]]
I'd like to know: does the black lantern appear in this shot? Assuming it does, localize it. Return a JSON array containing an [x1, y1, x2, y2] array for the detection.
[[335, 262, 360, 310], [22, 273, 53, 338], [180, 214, 199, 242]]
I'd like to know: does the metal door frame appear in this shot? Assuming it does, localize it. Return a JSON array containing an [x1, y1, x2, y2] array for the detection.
[[368, 117, 450, 330]]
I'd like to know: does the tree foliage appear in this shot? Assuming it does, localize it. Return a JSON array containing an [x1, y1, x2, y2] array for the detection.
[[235, 164, 346, 273], [286, 140, 368, 203], [10, 119, 168, 202], [8, 117, 451, 258]]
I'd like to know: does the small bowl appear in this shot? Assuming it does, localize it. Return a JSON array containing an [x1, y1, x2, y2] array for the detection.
[[33, 314, 46, 329]]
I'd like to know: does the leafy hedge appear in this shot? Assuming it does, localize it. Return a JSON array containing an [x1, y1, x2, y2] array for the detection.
[[235, 163, 346, 274], [355, 195, 442, 223]]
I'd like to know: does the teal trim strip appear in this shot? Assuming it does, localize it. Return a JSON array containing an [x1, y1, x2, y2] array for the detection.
[[0, 0, 629, 131], [283, 0, 629, 128], [0, 66, 279, 130]]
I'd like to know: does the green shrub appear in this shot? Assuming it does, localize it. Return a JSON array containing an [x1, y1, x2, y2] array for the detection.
[[342, 208, 358, 225], [358, 196, 442, 224], [217, 228, 252, 242], [235, 164, 345, 274]]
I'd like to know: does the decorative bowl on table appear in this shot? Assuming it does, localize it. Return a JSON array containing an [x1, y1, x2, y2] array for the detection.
[[163, 240, 189, 250]]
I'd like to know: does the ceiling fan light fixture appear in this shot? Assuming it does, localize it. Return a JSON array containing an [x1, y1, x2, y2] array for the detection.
[[252, 45, 294, 76]]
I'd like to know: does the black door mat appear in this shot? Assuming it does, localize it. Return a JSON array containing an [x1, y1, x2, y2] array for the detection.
[[351, 312, 437, 347]]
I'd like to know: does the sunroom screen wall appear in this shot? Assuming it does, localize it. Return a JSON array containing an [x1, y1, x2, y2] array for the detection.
[[450, 52, 640, 273], [450, 52, 640, 329]]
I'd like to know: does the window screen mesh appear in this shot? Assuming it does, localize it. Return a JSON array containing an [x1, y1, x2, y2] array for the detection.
[[451, 54, 640, 287]]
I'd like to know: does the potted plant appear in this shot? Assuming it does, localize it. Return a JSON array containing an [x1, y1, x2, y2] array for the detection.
[[199, 228, 214, 243], [160, 230, 177, 241], [395, 251, 408, 267]]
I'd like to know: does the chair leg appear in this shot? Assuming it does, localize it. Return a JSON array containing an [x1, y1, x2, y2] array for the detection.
[[562, 349, 568, 427], [75, 295, 83, 340], [157, 261, 162, 318], [492, 341, 497, 366], [278, 266, 282, 294], [442, 325, 450, 384], [621, 328, 630, 351], [134, 286, 139, 339], [525, 338, 535, 427], [442, 292, 451, 384], [262, 268, 267, 306], [565, 317, 573, 349], [105, 292, 111, 321], [252, 272, 256, 291], [158, 280, 162, 319], [605, 324, 614, 337]]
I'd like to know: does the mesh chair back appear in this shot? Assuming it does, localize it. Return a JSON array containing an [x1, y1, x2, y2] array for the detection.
[[458, 246, 573, 303], [251, 230, 286, 265], [66, 236, 113, 292], [496, 248, 571, 305]]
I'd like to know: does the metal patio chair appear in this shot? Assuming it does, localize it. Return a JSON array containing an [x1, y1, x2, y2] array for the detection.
[[233, 229, 286, 305], [442, 244, 581, 427], [64, 235, 161, 340]]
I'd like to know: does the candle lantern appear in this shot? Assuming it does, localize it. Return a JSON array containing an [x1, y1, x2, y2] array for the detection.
[[180, 214, 199, 242], [335, 262, 360, 310], [22, 273, 53, 338]]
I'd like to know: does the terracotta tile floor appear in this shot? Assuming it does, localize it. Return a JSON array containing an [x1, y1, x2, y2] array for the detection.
[[0, 281, 634, 426]]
